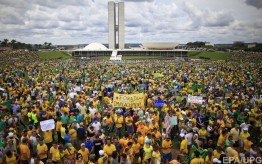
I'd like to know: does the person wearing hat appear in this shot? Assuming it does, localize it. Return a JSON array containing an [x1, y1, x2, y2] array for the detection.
[[162, 135, 173, 163], [78, 143, 89, 164], [97, 150, 108, 164], [143, 139, 153, 164], [180, 133, 188, 154], [64, 143, 77, 162], [239, 127, 250, 148]]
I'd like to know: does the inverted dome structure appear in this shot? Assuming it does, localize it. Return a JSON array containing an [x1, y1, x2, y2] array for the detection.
[[83, 43, 108, 50], [142, 42, 179, 50]]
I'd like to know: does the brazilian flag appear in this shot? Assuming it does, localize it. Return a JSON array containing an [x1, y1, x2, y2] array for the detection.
[[188, 145, 208, 162], [0, 100, 12, 111]]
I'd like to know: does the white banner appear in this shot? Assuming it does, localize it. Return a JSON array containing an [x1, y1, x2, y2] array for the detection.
[[188, 95, 203, 104], [40, 119, 55, 131]]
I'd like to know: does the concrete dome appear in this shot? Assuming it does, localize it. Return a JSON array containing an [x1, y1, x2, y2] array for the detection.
[[83, 43, 108, 50]]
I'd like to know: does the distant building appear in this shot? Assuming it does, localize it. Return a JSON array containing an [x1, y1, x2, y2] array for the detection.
[[214, 44, 233, 48], [108, 0, 125, 50], [246, 43, 256, 48]]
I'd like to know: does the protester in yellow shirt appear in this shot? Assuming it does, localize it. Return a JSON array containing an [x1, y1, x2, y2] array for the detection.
[[180, 134, 188, 154], [49, 142, 59, 163], [43, 130, 53, 149], [162, 136, 173, 163], [103, 139, 116, 159], [36, 139, 48, 163], [97, 150, 108, 164], [190, 151, 204, 164], [78, 143, 90, 163], [64, 143, 76, 161], [115, 111, 124, 137]]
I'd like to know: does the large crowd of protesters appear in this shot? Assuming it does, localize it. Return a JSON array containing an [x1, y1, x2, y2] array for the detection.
[[0, 51, 261, 164]]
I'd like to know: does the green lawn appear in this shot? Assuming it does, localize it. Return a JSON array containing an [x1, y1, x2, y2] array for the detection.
[[98, 56, 168, 60], [37, 51, 71, 59], [189, 51, 231, 60]]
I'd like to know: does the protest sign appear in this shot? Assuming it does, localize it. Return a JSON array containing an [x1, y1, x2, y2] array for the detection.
[[113, 93, 144, 108], [188, 95, 203, 104], [40, 119, 55, 131], [74, 86, 81, 92], [154, 100, 164, 107]]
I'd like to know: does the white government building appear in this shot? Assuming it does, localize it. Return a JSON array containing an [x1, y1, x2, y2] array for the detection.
[[72, 0, 188, 60]]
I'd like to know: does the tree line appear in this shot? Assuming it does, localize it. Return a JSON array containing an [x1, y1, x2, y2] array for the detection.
[[0, 39, 54, 50]]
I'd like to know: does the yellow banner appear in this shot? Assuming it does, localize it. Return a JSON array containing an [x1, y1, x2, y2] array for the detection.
[[113, 93, 145, 108]]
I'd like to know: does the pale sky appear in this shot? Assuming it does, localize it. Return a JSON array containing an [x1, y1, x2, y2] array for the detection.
[[0, 0, 261, 45]]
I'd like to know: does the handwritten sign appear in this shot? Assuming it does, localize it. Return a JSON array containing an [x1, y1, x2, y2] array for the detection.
[[40, 119, 55, 131], [113, 93, 144, 108], [188, 95, 203, 104]]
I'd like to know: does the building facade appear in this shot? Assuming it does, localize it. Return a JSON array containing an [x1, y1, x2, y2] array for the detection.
[[108, 0, 125, 50]]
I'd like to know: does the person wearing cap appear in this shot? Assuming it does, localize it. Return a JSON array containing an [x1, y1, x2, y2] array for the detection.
[[190, 151, 204, 164], [78, 143, 89, 164], [239, 127, 250, 147], [162, 135, 173, 163], [103, 138, 116, 160], [180, 133, 188, 154], [97, 150, 108, 164], [143, 139, 153, 164]]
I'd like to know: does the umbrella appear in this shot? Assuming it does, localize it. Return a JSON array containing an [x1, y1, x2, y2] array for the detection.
[[139, 84, 147, 87], [106, 84, 114, 88], [153, 73, 164, 78]]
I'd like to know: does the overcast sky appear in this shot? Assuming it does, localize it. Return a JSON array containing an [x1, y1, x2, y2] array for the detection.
[[0, 0, 261, 45]]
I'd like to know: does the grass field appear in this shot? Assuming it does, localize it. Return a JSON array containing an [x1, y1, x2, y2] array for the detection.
[[98, 55, 169, 60], [37, 51, 71, 59], [188, 51, 231, 60]]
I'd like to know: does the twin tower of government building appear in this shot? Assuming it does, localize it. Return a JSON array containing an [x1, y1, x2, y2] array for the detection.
[[108, 0, 125, 50]]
